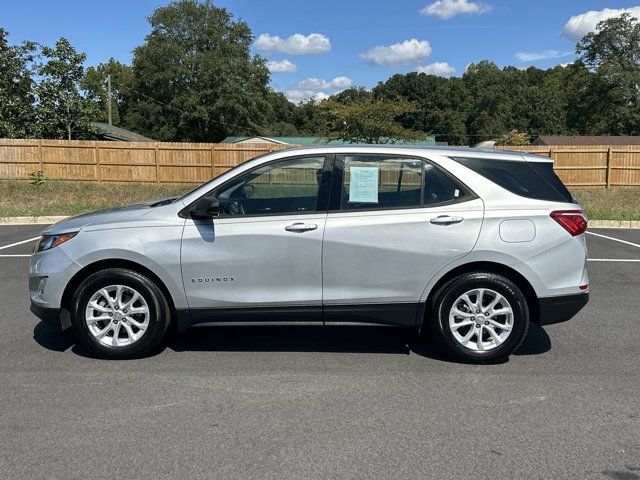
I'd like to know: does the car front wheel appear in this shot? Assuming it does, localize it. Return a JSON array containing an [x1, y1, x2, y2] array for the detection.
[[71, 268, 171, 358], [430, 272, 529, 363]]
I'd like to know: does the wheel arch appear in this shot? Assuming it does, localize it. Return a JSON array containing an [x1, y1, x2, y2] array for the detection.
[[60, 259, 177, 321], [421, 261, 540, 327]]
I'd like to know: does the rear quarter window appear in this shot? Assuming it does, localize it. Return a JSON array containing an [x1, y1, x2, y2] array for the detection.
[[451, 157, 575, 203]]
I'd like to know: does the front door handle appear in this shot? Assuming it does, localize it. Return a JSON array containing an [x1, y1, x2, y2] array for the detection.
[[285, 223, 318, 233], [430, 215, 464, 225]]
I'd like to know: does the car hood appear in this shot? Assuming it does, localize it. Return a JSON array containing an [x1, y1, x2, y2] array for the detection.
[[41, 198, 177, 235]]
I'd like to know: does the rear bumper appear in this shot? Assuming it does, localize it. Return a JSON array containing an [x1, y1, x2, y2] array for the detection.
[[30, 302, 70, 332], [538, 292, 589, 325]]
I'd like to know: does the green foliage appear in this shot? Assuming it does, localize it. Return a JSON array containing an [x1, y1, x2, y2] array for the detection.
[[0, 10, 639, 144], [0, 28, 37, 138], [36, 38, 97, 140], [575, 13, 640, 135], [495, 129, 531, 146], [125, 0, 271, 142], [28, 170, 45, 188], [82, 59, 134, 125], [321, 98, 424, 144]]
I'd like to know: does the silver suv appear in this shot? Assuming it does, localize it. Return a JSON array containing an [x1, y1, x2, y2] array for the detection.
[[29, 146, 589, 362]]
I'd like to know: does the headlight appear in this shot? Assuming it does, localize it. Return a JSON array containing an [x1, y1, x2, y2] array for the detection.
[[34, 232, 78, 252]]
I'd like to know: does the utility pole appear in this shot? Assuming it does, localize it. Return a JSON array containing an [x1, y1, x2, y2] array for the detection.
[[107, 74, 112, 125]]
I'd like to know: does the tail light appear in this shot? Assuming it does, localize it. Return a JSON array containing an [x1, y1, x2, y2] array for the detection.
[[550, 210, 587, 236]]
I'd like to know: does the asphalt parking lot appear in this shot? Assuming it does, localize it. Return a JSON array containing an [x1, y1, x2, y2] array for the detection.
[[1, 225, 639, 480]]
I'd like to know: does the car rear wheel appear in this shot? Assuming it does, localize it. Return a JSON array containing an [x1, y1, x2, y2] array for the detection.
[[71, 268, 171, 359], [430, 272, 529, 363]]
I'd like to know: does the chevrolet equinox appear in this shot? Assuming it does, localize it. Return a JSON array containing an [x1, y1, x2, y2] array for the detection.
[[29, 146, 589, 362]]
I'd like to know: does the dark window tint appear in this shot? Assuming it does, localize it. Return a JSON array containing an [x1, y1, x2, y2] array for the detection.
[[423, 163, 466, 205], [529, 161, 575, 203], [452, 157, 573, 203], [341, 156, 422, 210], [215, 156, 325, 215]]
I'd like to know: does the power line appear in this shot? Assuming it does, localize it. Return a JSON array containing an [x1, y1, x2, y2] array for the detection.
[[128, 87, 263, 136], [108, 79, 554, 139], [108, 78, 263, 135]]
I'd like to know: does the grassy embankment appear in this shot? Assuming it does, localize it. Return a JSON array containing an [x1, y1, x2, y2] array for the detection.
[[0, 180, 639, 220]]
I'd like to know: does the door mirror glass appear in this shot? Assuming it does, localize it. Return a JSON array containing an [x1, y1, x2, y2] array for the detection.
[[190, 196, 220, 219]]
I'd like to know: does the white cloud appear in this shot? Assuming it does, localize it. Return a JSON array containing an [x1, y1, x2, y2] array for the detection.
[[285, 90, 330, 104], [284, 76, 353, 104], [361, 39, 431, 67], [254, 33, 331, 55], [562, 7, 640, 39], [420, 0, 492, 19], [415, 62, 456, 77], [266, 59, 298, 73], [294, 76, 353, 90], [515, 50, 573, 63]]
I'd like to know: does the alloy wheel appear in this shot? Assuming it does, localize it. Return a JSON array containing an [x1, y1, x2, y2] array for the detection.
[[84, 285, 150, 347], [448, 288, 514, 352]]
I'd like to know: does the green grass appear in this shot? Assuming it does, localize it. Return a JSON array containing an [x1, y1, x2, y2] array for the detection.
[[1, 180, 639, 220], [571, 188, 640, 221], [0, 180, 196, 217]]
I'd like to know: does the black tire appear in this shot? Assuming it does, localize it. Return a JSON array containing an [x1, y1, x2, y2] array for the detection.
[[71, 268, 171, 359], [429, 272, 529, 363]]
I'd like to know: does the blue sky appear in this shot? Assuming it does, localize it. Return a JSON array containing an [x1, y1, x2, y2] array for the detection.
[[2, 0, 640, 102]]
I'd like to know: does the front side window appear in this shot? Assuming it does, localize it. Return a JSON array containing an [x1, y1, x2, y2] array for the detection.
[[340, 155, 423, 210], [215, 156, 325, 215]]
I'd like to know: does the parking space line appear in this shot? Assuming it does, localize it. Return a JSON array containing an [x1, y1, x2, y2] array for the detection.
[[0, 236, 40, 251], [0, 254, 31, 258], [586, 231, 640, 249], [588, 258, 640, 262]]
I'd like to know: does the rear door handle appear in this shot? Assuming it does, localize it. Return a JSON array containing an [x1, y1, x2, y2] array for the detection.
[[285, 223, 318, 233], [430, 215, 464, 225]]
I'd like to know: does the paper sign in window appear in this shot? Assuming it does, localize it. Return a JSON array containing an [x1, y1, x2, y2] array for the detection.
[[348, 166, 379, 203]]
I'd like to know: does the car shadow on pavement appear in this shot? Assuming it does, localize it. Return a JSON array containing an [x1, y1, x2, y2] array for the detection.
[[33, 321, 75, 352], [33, 320, 551, 363]]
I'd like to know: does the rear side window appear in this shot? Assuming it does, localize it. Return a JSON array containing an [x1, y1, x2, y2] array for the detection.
[[452, 157, 575, 203], [340, 155, 423, 210], [423, 163, 466, 206]]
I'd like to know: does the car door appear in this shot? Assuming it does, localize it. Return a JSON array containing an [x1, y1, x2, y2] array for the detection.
[[180, 154, 332, 323], [322, 154, 484, 326]]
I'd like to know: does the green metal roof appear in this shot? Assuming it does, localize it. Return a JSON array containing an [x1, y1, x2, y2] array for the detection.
[[222, 136, 437, 146], [93, 122, 154, 142]]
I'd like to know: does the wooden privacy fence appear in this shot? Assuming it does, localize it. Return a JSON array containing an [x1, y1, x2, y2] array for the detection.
[[503, 145, 640, 188], [1, 139, 640, 187], [0, 139, 293, 184]]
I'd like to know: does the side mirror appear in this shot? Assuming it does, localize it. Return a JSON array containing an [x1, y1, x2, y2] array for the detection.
[[190, 196, 220, 219]]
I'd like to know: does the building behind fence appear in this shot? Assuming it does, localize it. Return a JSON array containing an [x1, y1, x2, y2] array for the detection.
[[1, 139, 640, 188]]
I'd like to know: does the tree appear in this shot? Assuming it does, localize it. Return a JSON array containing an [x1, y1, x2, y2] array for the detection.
[[36, 38, 97, 140], [576, 13, 640, 134], [0, 28, 37, 138], [126, 0, 272, 142], [83, 59, 134, 126], [321, 98, 424, 144], [261, 89, 299, 136], [373, 72, 470, 145], [495, 129, 531, 146]]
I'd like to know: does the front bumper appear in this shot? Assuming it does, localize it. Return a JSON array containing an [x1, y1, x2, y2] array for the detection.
[[30, 302, 70, 332], [538, 292, 589, 325]]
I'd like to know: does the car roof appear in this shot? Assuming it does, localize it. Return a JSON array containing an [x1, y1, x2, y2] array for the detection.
[[265, 145, 553, 163]]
